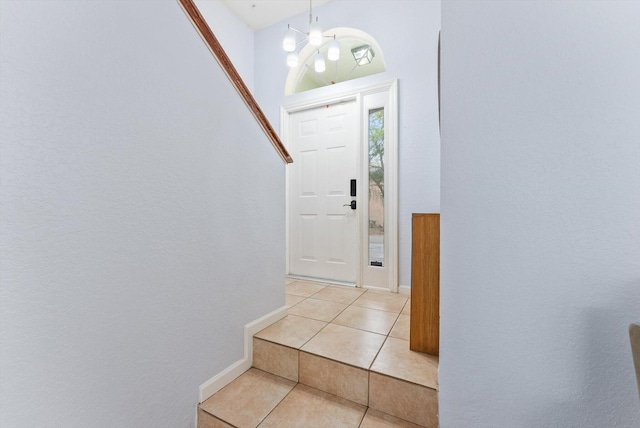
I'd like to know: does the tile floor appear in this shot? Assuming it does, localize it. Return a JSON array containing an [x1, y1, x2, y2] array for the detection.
[[200, 279, 438, 428], [279, 279, 437, 390]]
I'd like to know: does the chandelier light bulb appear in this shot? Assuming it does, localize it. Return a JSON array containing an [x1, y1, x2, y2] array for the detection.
[[282, 3, 341, 70], [283, 28, 296, 52], [309, 22, 323, 46], [314, 52, 326, 73], [287, 52, 299, 68], [327, 39, 340, 61]]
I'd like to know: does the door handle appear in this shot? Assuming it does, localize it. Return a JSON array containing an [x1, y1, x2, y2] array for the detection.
[[343, 200, 356, 210]]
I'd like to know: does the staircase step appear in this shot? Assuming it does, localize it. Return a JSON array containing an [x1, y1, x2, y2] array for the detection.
[[369, 372, 438, 427], [252, 338, 298, 382], [299, 351, 369, 406], [198, 369, 427, 428], [258, 383, 367, 427], [199, 368, 294, 428], [199, 283, 439, 427]]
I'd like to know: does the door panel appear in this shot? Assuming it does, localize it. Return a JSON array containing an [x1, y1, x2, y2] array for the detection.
[[289, 100, 358, 283], [298, 215, 317, 261]]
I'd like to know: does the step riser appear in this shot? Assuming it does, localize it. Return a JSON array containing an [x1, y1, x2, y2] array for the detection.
[[254, 338, 369, 405], [369, 372, 438, 427], [299, 351, 369, 406], [252, 338, 298, 382]]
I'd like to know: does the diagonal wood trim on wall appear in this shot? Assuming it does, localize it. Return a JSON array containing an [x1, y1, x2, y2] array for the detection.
[[177, 0, 293, 164]]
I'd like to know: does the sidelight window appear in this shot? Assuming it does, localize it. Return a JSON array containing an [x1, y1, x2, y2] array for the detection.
[[368, 108, 385, 267]]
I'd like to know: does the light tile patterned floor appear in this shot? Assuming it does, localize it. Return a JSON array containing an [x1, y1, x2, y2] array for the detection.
[[282, 279, 435, 386], [200, 279, 438, 428], [301, 323, 386, 369]]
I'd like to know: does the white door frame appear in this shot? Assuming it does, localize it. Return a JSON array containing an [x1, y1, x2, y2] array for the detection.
[[282, 80, 399, 292]]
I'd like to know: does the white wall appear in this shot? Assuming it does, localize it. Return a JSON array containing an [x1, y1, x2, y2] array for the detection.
[[0, 1, 285, 427], [440, 1, 640, 426], [194, 0, 255, 91], [253, 0, 441, 288]]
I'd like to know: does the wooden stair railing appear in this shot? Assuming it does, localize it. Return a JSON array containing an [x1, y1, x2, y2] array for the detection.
[[177, 0, 293, 164]]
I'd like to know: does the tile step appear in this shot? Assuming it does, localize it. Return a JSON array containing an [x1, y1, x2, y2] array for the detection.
[[251, 337, 437, 427], [199, 368, 428, 428], [200, 282, 438, 427]]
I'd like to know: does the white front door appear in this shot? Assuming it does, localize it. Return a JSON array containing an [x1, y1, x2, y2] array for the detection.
[[288, 100, 359, 283], [285, 81, 399, 290]]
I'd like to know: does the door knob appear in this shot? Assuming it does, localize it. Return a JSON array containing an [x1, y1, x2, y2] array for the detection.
[[343, 200, 356, 210]]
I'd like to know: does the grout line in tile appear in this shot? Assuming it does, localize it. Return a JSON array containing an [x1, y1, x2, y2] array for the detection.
[[350, 305, 407, 315], [387, 311, 403, 336], [307, 288, 326, 299], [256, 322, 332, 353], [323, 293, 356, 322], [296, 284, 357, 313], [329, 319, 395, 337], [254, 336, 296, 350], [336, 325, 382, 337], [287, 296, 350, 324], [369, 367, 439, 392], [286, 300, 303, 311], [366, 370, 371, 426], [328, 305, 402, 338], [200, 405, 238, 428], [356, 404, 367, 428], [285, 280, 331, 299], [282, 312, 333, 351], [255, 380, 298, 428], [368, 334, 391, 371], [299, 349, 374, 374], [220, 415, 238, 428]]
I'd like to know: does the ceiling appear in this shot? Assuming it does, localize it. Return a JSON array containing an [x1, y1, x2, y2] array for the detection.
[[221, 0, 333, 31]]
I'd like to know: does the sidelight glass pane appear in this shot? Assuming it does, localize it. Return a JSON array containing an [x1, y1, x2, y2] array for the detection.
[[368, 108, 384, 267]]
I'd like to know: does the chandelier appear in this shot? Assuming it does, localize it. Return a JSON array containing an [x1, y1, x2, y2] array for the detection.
[[282, 0, 339, 73]]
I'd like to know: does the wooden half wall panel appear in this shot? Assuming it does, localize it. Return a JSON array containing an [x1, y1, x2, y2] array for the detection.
[[410, 214, 440, 356]]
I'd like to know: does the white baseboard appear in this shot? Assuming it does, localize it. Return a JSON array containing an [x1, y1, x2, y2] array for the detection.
[[198, 305, 287, 403], [398, 285, 411, 295]]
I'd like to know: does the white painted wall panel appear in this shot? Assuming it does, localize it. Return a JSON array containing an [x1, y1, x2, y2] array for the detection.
[[194, 0, 255, 92], [0, 1, 284, 426], [440, 1, 640, 426]]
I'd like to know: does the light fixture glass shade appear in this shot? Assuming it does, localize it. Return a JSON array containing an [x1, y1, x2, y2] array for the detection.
[[314, 52, 326, 73], [351, 45, 375, 65], [327, 39, 340, 61], [287, 52, 299, 68], [309, 22, 323, 46], [283, 28, 296, 52]]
